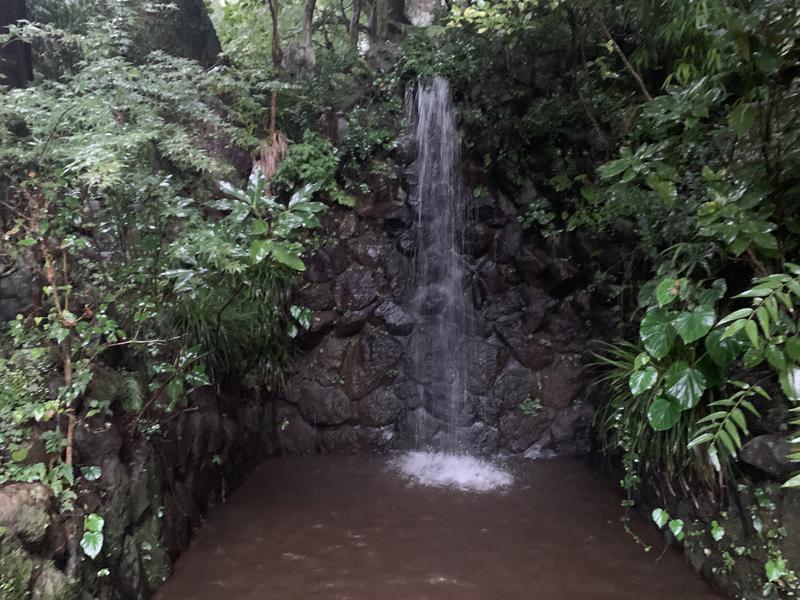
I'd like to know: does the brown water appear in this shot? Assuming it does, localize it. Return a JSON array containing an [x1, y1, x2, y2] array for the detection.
[[155, 456, 720, 600]]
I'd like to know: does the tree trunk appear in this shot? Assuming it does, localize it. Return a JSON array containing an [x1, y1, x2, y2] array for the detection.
[[302, 0, 317, 49], [349, 0, 361, 48], [0, 0, 32, 88]]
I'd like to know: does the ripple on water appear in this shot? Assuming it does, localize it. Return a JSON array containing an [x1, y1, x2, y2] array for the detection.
[[391, 451, 513, 493]]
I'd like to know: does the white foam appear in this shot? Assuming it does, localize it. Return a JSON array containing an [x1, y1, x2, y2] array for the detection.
[[391, 451, 513, 493]]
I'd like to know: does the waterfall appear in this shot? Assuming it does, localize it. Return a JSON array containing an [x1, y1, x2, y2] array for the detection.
[[407, 77, 473, 453]]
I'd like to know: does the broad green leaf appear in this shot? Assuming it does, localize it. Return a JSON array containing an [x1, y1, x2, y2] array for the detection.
[[629, 366, 658, 396], [80, 531, 103, 559], [251, 219, 268, 235], [646, 176, 676, 204], [755, 306, 771, 338], [729, 102, 756, 136], [640, 308, 675, 359], [648, 397, 681, 431], [80, 466, 102, 481], [652, 508, 669, 528], [673, 305, 716, 344], [271, 246, 306, 271], [665, 362, 706, 409], [250, 239, 272, 264], [655, 278, 679, 306], [705, 330, 741, 369], [711, 521, 725, 542], [10, 447, 28, 462], [669, 518, 685, 539], [783, 473, 800, 488], [84, 513, 104, 533]]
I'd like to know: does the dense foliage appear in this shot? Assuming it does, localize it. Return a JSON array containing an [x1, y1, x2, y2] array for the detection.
[[2, 0, 800, 593]]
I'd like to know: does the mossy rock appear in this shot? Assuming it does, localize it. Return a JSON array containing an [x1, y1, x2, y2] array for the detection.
[[0, 529, 35, 600], [30, 564, 76, 600]]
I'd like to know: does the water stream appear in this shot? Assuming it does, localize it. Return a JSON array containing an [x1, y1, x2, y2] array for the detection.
[[407, 77, 472, 454]]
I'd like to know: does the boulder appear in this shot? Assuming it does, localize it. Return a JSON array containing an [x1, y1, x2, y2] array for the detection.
[[495, 222, 522, 263], [464, 337, 508, 395], [296, 281, 334, 311], [321, 426, 360, 453], [0, 484, 52, 548], [276, 402, 318, 455], [342, 327, 404, 399], [494, 321, 555, 370], [499, 407, 554, 453], [306, 242, 348, 283], [464, 222, 494, 258], [30, 562, 76, 600], [515, 247, 549, 285], [333, 268, 381, 312], [741, 434, 795, 478], [535, 356, 584, 409], [491, 361, 538, 413], [358, 387, 404, 426], [371, 300, 414, 335], [292, 381, 353, 426]]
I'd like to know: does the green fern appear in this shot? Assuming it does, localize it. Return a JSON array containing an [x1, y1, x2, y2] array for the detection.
[[688, 382, 764, 471]]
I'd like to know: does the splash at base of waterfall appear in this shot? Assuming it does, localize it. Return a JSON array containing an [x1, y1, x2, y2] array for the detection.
[[392, 451, 513, 493]]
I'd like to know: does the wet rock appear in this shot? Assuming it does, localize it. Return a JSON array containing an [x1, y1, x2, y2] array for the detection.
[[128, 445, 161, 524], [333, 268, 381, 312], [371, 300, 414, 336], [521, 287, 557, 333], [293, 381, 353, 426], [465, 422, 500, 456], [464, 337, 507, 395], [350, 233, 390, 269], [741, 434, 795, 478], [546, 257, 579, 288], [296, 281, 334, 311], [299, 335, 351, 387], [491, 360, 538, 413], [307, 310, 337, 336], [464, 222, 494, 258], [396, 230, 416, 257], [499, 407, 554, 453], [399, 408, 445, 447], [535, 356, 584, 409], [334, 305, 373, 337], [30, 563, 76, 600], [383, 250, 411, 301], [74, 419, 122, 465], [0, 483, 52, 548], [356, 426, 396, 452], [132, 515, 171, 592], [359, 387, 403, 426], [0, 530, 35, 600], [321, 426, 360, 453], [495, 222, 522, 263], [342, 327, 404, 399], [276, 402, 318, 454], [338, 212, 359, 238], [483, 288, 524, 322], [382, 203, 412, 230], [119, 535, 143, 598], [515, 247, 548, 285], [306, 242, 348, 283], [494, 321, 555, 370], [544, 304, 587, 347], [549, 404, 594, 455], [475, 258, 509, 296]]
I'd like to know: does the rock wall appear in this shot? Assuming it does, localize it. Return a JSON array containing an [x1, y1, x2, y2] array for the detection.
[[0, 385, 275, 600], [280, 145, 598, 457]]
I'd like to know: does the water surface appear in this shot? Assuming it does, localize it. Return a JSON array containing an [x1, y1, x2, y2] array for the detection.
[[155, 456, 720, 600]]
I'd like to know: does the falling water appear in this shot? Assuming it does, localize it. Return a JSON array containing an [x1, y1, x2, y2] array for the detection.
[[407, 77, 472, 453]]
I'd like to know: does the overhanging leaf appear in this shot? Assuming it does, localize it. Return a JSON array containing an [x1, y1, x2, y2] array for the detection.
[[648, 397, 682, 431], [665, 362, 707, 409], [673, 305, 716, 344], [629, 366, 658, 396], [640, 308, 675, 359]]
